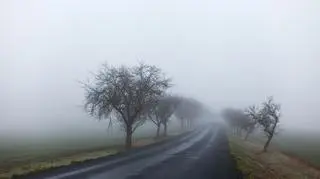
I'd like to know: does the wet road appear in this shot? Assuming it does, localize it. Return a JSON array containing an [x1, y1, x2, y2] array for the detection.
[[22, 125, 241, 179]]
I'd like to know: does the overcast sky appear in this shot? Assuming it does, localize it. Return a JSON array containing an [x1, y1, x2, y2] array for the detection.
[[1, 0, 319, 136]]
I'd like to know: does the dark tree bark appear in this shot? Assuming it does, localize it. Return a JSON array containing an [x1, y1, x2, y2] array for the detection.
[[163, 123, 168, 137], [156, 124, 161, 138], [263, 121, 278, 152], [263, 134, 273, 152], [125, 126, 133, 149]]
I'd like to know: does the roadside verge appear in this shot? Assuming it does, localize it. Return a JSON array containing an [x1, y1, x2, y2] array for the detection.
[[1, 134, 182, 179], [228, 136, 320, 179]]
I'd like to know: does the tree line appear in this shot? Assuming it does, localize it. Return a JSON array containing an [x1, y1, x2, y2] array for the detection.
[[82, 62, 206, 149], [222, 97, 281, 152]]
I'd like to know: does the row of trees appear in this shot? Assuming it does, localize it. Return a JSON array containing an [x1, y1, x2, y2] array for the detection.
[[149, 95, 180, 138], [222, 97, 281, 152], [149, 96, 204, 137], [83, 62, 204, 149]]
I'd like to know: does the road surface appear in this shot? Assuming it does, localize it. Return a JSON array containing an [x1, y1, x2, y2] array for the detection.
[[20, 125, 242, 179]]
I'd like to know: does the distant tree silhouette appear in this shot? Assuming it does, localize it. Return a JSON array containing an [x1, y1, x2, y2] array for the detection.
[[149, 95, 181, 137], [174, 98, 202, 130], [222, 108, 249, 136]]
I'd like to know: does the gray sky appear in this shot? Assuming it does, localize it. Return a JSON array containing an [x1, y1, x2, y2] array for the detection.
[[1, 0, 319, 136]]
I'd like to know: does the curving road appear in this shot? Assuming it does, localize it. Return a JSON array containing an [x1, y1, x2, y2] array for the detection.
[[21, 125, 242, 179]]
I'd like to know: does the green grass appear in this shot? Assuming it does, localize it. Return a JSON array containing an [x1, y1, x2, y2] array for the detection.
[[229, 137, 280, 179], [229, 140, 261, 179]]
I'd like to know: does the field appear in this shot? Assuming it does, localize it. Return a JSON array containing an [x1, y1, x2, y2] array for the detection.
[[273, 132, 320, 168], [0, 135, 122, 167], [229, 135, 320, 179], [0, 122, 181, 178], [245, 130, 320, 168]]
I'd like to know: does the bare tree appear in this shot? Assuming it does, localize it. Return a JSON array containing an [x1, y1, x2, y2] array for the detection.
[[221, 108, 237, 132], [160, 96, 181, 136], [221, 108, 248, 136], [149, 96, 180, 137], [258, 96, 281, 152], [174, 98, 202, 130], [148, 106, 162, 138], [243, 105, 259, 140], [83, 63, 171, 149]]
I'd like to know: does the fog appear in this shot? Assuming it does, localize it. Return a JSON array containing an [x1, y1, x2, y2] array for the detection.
[[1, 0, 319, 138]]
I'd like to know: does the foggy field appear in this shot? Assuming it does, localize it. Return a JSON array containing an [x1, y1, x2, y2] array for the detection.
[[0, 122, 180, 171], [274, 133, 320, 167], [229, 135, 320, 179], [0, 136, 122, 167], [2, 0, 320, 178], [0, 135, 120, 178], [247, 131, 320, 167]]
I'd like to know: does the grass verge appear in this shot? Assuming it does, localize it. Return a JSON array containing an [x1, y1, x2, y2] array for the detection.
[[229, 136, 320, 179], [0, 137, 163, 179]]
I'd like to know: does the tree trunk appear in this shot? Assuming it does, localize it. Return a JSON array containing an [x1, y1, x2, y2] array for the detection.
[[244, 131, 250, 140], [180, 119, 184, 130], [125, 126, 133, 150], [263, 135, 273, 152], [156, 124, 161, 138], [264, 122, 278, 152], [163, 123, 168, 137]]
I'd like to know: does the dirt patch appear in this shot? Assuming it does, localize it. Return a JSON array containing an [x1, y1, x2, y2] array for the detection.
[[229, 136, 320, 179]]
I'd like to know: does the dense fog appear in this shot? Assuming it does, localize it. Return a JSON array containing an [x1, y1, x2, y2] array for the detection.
[[1, 0, 319, 139]]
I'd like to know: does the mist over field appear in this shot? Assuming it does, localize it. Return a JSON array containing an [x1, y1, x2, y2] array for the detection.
[[1, 0, 320, 141]]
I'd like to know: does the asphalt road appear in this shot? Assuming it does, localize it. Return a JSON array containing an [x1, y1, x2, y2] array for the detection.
[[20, 125, 242, 179]]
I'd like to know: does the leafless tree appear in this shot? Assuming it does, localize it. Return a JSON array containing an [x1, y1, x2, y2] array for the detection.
[[160, 96, 181, 136], [221, 108, 249, 136], [243, 105, 259, 140], [148, 106, 162, 138], [149, 95, 181, 137], [258, 96, 281, 152], [174, 98, 202, 130], [83, 62, 171, 149]]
